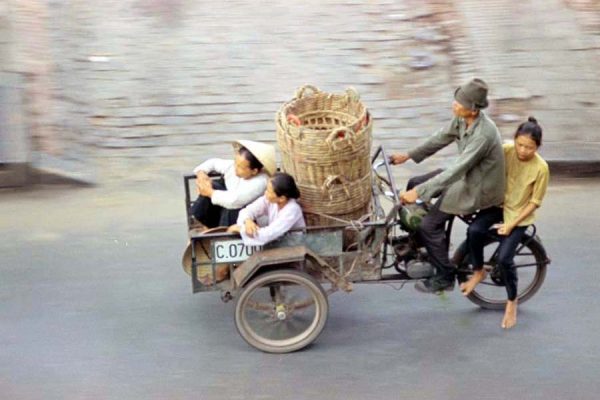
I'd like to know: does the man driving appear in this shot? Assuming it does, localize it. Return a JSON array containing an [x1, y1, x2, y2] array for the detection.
[[390, 78, 505, 293]]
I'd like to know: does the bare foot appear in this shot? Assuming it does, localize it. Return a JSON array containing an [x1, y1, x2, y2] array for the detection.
[[460, 269, 487, 296], [501, 300, 518, 329]]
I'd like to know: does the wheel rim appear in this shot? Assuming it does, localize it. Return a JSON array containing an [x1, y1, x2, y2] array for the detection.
[[236, 272, 326, 351], [469, 240, 544, 305]]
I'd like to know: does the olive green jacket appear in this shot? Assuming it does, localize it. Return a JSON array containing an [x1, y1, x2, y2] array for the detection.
[[408, 112, 505, 215]]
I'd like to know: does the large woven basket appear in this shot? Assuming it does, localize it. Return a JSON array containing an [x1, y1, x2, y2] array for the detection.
[[277, 122, 373, 185], [276, 85, 373, 226], [297, 172, 372, 215], [276, 85, 372, 186]]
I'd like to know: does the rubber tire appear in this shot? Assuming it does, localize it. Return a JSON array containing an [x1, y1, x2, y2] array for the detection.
[[234, 269, 329, 353], [454, 237, 548, 310]]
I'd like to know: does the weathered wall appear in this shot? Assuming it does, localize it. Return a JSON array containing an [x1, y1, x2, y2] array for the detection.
[[2, 0, 600, 185], [2, 1, 93, 184]]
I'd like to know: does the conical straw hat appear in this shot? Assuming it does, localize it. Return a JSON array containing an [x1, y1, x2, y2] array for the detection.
[[234, 140, 276, 176]]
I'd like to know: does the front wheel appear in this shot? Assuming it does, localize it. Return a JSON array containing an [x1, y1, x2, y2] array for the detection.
[[234, 269, 329, 353], [454, 236, 549, 310]]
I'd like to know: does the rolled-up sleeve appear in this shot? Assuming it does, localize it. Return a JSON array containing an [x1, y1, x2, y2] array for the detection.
[[530, 163, 549, 207]]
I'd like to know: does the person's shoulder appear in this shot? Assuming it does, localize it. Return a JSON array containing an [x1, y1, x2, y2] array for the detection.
[[283, 199, 303, 212], [246, 172, 269, 183], [438, 116, 460, 135], [480, 112, 499, 130], [503, 141, 514, 151], [448, 116, 461, 126], [476, 112, 501, 140], [501, 142, 516, 161], [253, 195, 269, 206], [534, 153, 549, 174], [286, 198, 301, 208], [258, 173, 270, 184]]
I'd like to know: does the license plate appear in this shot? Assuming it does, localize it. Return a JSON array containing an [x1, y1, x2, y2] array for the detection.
[[212, 239, 263, 263]]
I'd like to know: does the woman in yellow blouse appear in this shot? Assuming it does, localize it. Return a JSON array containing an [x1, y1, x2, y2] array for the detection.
[[460, 117, 549, 329]]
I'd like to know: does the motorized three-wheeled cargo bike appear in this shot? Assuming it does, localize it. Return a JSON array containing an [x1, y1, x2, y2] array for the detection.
[[181, 146, 550, 353]]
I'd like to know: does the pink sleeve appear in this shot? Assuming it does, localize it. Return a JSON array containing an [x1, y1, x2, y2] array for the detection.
[[240, 203, 303, 246], [236, 196, 269, 226]]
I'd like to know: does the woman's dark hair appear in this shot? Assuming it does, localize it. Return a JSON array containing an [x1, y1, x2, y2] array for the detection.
[[515, 116, 543, 147], [238, 146, 263, 171], [270, 172, 301, 199]]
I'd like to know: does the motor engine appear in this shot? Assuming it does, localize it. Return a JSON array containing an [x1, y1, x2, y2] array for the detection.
[[405, 259, 435, 279]]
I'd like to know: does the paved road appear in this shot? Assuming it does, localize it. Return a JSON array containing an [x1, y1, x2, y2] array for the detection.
[[1, 175, 600, 399]]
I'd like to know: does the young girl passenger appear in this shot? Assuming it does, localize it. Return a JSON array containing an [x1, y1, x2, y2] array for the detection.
[[228, 173, 306, 246], [460, 117, 550, 329]]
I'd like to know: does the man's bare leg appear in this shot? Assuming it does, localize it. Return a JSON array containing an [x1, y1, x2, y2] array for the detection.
[[502, 299, 518, 329], [460, 269, 487, 296]]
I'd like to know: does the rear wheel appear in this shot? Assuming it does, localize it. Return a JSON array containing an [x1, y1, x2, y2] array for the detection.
[[454, 236, 548, 310], [234, 270, 328, 353]]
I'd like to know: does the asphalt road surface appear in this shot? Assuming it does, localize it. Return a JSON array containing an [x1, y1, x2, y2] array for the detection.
[[1, 175, 599, 400]]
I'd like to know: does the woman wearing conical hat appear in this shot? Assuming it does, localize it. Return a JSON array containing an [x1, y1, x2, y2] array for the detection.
[[191, 140, 276, 229]]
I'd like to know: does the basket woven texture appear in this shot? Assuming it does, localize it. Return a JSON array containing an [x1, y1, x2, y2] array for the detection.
[[276, 85, 373, 226]]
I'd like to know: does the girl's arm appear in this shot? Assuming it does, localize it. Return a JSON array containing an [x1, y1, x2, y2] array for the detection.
[[240, 204, 303, 246], [499, 161, 549, 236], [236, 196, 268, 227], [498, 202, 537, 236]]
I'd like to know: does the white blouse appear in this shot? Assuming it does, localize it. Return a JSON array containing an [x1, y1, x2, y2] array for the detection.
[[193, 158, 268, 209], [236, 196, 306, 246]]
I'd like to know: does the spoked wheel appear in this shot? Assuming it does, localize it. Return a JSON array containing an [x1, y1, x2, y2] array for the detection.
[[234, 269, 329, 353], [454, 236, 548, 310]]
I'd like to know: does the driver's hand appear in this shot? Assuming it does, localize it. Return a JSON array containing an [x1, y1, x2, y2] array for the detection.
[[400, 188, 419, 204], [389, 153, 410, 165]]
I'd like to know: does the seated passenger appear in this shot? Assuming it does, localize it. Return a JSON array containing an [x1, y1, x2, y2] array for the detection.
[[190, 140, 276, 229], [228, 173, 306, 246]]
